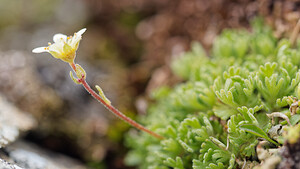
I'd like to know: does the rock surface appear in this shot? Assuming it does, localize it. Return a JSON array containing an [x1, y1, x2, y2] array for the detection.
[[3, 141, 86, 169], [0, 141, 85, 169], [0, 91, 85, 169], [0, 159, 23, 169], [0, 95, 36, 148]]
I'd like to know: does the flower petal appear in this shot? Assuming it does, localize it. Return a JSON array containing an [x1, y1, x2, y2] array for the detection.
[[69, 35, 80, 49], [68, 28, 86, 49], [32, 47, 49, 53], [49, 50, 61, 59], [49, 43, 64, 53], [53, 33, 67, 43], [77, 28, 86, 36]]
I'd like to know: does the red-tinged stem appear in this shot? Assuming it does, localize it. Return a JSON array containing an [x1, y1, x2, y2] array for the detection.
[[69, 62, 164, 140]]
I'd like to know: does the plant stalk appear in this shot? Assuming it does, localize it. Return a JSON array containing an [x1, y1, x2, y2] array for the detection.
[[69, 62, 164, 140]]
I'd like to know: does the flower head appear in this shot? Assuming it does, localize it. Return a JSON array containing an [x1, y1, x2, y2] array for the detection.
[[32, 28, 86, 63]]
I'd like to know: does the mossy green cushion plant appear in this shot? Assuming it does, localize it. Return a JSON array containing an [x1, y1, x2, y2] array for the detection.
[[125, 19, 300, 168]]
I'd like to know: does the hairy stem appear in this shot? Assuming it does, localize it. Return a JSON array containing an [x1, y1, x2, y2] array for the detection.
[[69, 62, 164, 140]]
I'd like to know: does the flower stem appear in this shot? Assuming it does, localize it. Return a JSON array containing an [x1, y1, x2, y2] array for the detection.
[[69, 63, 164, 140]]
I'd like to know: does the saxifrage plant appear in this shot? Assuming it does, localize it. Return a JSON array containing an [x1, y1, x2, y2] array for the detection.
[[32, 19, 300, 169]]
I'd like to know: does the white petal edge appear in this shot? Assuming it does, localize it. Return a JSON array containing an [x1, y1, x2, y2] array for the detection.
[[53, 34, 67, 43], [70, 29, 84, 48], [76, 28, 86, 36], [32, 47, 49, 53]]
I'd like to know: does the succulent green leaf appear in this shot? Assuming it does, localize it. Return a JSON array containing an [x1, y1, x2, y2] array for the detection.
[[291, 114, 300, 125], [239, 124, 279, 146]]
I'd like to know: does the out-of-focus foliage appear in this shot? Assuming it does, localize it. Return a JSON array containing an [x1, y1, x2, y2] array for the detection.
[[0, 0, 58, 28], [125, 19, 300, 168]]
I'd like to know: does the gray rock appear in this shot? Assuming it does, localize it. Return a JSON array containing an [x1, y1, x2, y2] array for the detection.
[[10, 150, 47, 169], [0, 95, 36, 148], [0, 159, 23, 169], [6, 141, 86, 169]]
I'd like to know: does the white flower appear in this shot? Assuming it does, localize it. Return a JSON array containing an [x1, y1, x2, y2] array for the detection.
[[32, 28, 86, 63]]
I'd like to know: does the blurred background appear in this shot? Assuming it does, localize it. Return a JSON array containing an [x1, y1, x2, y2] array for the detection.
[[0, 0, 299, 168]]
